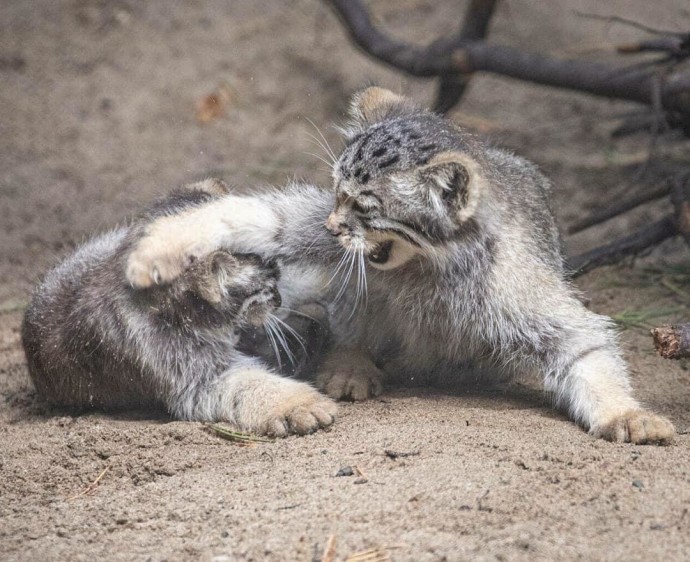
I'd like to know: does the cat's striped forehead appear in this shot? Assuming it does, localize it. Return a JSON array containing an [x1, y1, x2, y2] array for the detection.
[[336, 115, 453, 185]]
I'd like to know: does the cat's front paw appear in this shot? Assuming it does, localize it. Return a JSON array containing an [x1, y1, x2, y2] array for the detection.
[[263, 388, 337, 437], [317, 348, 384, 401], [126, 235, 211, 288], [592, 410, 675, 445]]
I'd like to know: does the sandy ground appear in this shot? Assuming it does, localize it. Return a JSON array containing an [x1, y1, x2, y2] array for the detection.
[[2, 1, 690, 560]]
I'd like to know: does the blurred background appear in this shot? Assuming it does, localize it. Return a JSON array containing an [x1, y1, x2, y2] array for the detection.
[[3, 4, 690, 560], [1, 0, 689, 301]]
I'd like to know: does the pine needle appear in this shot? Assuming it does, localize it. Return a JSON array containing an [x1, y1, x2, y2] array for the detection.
[[205, 424, 274, 443], [346, 545, 402, 561], [0, 298, 27, 314], [612, 307, 680, 330], [66, 465, 111, 501]]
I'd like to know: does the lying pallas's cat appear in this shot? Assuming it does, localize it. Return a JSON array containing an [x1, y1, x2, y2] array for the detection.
[[22, 179, 336, 436]]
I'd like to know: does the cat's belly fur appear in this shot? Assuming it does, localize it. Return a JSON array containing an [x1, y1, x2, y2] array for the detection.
[[329, 270, 495, 384]]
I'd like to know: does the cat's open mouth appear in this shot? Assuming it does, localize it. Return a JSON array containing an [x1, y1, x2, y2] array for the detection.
[[367, 240, 393, 264]]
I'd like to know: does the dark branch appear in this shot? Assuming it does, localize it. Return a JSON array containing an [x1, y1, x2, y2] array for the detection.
[[572, 12, 687, 38], [325, 0, 690, 116], [567, 182, 671, 234], [433, 0, 499, 113], [617, 37, 687, 57], [670, 173, 690, 248], [568, 216, 676, 277]]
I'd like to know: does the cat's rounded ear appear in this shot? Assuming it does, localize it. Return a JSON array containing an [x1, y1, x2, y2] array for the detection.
[[343, 87, 412, 138], [418, 151, 485, 222], [183, 178, 232, 197], [187, 251, 237, 304]]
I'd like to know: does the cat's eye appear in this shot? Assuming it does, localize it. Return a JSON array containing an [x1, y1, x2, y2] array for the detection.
[[351, 200, 369, 214], [351, 191, 382, 215]]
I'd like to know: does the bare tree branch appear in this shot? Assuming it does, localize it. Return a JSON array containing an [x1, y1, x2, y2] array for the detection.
[[670, 172, 690, 248], [617, 37, 687, 56], [324, 0, 690, 116], [572, 12, 688, 38], [434, 0, 499, 113], [567, 182, 671, 234], [568, 216, 676, 277]]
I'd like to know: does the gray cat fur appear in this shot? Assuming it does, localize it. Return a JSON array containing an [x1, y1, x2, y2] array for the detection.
[[124, 89, 675, 443], [22, 179, 337, 436]]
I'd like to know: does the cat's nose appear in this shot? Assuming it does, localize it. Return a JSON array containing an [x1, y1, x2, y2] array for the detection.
[[325, 213, 344, 236]]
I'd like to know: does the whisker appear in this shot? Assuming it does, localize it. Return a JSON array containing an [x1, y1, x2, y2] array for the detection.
[[334, 250, 356, 303], [349, 247, 369, 319], [349, 250, 362, 320], [326, 250, 350, 287], [305, 116, 338, 163], [272, 315, 308, 356], [360, 248, 368, 310], [305, 135, 336, 166], [263, 319, 283, 371], [267, 316, 297, 367], [277, 306, 321, 324], [303, 151, 334, 168]]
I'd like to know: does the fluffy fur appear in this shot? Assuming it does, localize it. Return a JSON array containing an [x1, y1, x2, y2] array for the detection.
[[125, 91, 675, 444], [23, 179, 336, 436]]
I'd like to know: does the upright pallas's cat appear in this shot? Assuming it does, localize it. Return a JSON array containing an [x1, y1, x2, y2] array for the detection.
[[126, 88, 675, 444], [22, 179, 336, 436]]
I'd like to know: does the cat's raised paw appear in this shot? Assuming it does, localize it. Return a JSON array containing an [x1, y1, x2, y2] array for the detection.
[[126, 235, 209, 288], [593, 410, 675, 445]]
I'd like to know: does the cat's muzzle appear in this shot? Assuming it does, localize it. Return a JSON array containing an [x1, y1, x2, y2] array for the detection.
[[244, 287, 281, 326]]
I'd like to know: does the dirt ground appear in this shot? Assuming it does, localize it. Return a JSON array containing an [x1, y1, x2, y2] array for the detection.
[[2, 1, 690, 560]]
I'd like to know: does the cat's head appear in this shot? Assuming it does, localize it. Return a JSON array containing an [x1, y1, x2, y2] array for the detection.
[[162, 250, 281, 328], [327, 87, 486, 270]]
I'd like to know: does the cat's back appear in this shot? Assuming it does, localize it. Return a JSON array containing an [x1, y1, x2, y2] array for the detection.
[[482, 146, 563, 270], [22, 227, 131, 406]]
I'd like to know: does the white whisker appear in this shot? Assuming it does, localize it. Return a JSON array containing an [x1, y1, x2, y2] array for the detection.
[[305, 116, 338, 163], [263, 319, 283, 371], [334, 250, 356, 303], [304, 151, 334, 168], [326, 250, 350, 287], [272, 315, 308, 356], [277, 306, 320, 324], [266, 315, 297, 367]]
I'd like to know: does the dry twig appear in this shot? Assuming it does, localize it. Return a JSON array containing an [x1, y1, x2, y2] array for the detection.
[[322, 534, 337, 562], [652, 323, 690, 359], [67, 465, 111, 501]]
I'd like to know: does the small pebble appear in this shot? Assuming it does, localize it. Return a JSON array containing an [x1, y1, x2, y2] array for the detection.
[[354, 478, 368, 484], [336, 466, 354, 477], [632, 480, 644, 490]]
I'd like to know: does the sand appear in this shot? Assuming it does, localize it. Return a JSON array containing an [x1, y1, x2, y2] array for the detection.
[[1, 1, 689, 560]]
